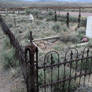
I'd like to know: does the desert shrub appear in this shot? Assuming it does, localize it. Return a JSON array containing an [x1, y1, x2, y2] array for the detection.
[[76, 27, 86, 42], [24, 31, 30, 39], [77, 33, 84, 41], [2, 37, 19, 69], [67, 35, 80, 43], [60, 33, 79, 43], [61, 25, 69, 32], [47, 15, 86, 27], [2, 48, 19, 69], [38, 66, 78, 92], [48, 10, 54, 15], [53, 45, 61, 51], [25, 8, 30, 15], [70, 16, 79, 23], [11, 85, 26, 92], [52, 23, 61, 33], [37, 15, 47, 20], [80, 59, 92, 72], [87, 39, 92, 47], [8, 24, 13, 28], [30, 9, 41, 17], [3, 37, 12, 49], [72, 58, 92, 72], [47, 15, 75, 22], [77, 27, 85, 35], [80, 18, 87, 27], [36, 20, 43, 25], [76, 28, 86, 42], [46, 15, 55, 21]]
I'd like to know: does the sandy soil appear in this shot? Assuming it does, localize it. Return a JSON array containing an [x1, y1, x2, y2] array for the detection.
[[0, 31, 12, 92]]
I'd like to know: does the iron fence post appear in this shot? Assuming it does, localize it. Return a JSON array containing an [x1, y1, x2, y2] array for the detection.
[[25, 31, 38, 92], [55, 10, 57, 22]]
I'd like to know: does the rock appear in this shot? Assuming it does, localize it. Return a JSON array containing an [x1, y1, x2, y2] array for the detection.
[[82, 37, 88, 42]]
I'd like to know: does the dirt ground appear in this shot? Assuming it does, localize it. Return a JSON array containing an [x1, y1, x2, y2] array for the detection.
[[0, 30, 11, 92], [0, 14, 91, 92]]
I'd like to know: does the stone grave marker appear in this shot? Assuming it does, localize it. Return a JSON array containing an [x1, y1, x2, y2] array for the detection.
[[86, 16, 92, 38]]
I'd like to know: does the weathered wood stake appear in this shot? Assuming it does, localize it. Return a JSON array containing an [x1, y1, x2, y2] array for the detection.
[[55, 10, 57, 22], [66, 12, 69, 28], [78, 8, 81, 28]]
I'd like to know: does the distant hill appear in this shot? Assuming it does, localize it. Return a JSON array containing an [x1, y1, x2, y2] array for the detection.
[[0, 0, 92, 2], [0, 1, 92, 8]]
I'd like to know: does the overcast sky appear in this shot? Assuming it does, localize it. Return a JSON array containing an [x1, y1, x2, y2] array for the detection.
[[23, 0, 92, 2]]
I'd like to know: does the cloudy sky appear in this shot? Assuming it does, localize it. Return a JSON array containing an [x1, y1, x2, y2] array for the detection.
[[23, 0, 92, 2]]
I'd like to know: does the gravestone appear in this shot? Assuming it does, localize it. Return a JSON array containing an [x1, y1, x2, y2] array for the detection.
[[29, 14, 34, 21], [86, 16, 92, 38]]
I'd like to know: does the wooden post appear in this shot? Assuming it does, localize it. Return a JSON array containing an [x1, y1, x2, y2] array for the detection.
[[14, 16, 16, 27], [66, 12, 69, 28], [55, 10, 57, 22], [78, 8, 81, 28]]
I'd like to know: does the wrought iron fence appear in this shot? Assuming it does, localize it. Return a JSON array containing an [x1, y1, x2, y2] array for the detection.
[[25, 44, 92, 92], [24, 32, 92, 92], [0, 14, 90, 92]]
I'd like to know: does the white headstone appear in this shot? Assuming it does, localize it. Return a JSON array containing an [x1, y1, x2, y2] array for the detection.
[[86, 16, 92, 38], [29, 14, 34, 21]]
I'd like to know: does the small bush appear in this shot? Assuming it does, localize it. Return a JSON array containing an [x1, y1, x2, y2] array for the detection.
[[53, 45, 61, 51], [52, 23, 61, 33], [88, 39, 92, 47], [25, 8, 30, 15], [2, 48, 19, 69], [77, 27, 85, 35], [11, 86, 26, 92], [61, 25, 69, 32], [72, 58, 92, 72], [60, 33, 79, 43], [2, 37, 19, 69], [46, 15, 86, 27], [76, 27, 86, 42], [8, 24, 13, 28], [48, 10, 54, 15], [30, 9, 41, 17], [38, 66, 78, 92], [3, 37, 12, 49], [77, 34, 84, 41]]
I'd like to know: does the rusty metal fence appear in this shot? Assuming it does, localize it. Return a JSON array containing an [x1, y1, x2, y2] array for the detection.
[[0, 13, 91, 92], [25, 34, 92, 92]]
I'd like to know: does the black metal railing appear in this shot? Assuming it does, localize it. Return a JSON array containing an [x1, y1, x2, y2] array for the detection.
[[25, 32, 92, 92], [35, 47, 92, 92]]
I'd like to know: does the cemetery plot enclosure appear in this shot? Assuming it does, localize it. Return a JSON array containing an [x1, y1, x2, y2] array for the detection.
[[25, 43, 92, 92], [0, 6, 92, 92]]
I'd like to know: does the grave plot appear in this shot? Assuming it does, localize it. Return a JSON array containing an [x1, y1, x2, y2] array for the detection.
[[2, 12, 87, 52], [1, 7, 92, 92]]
